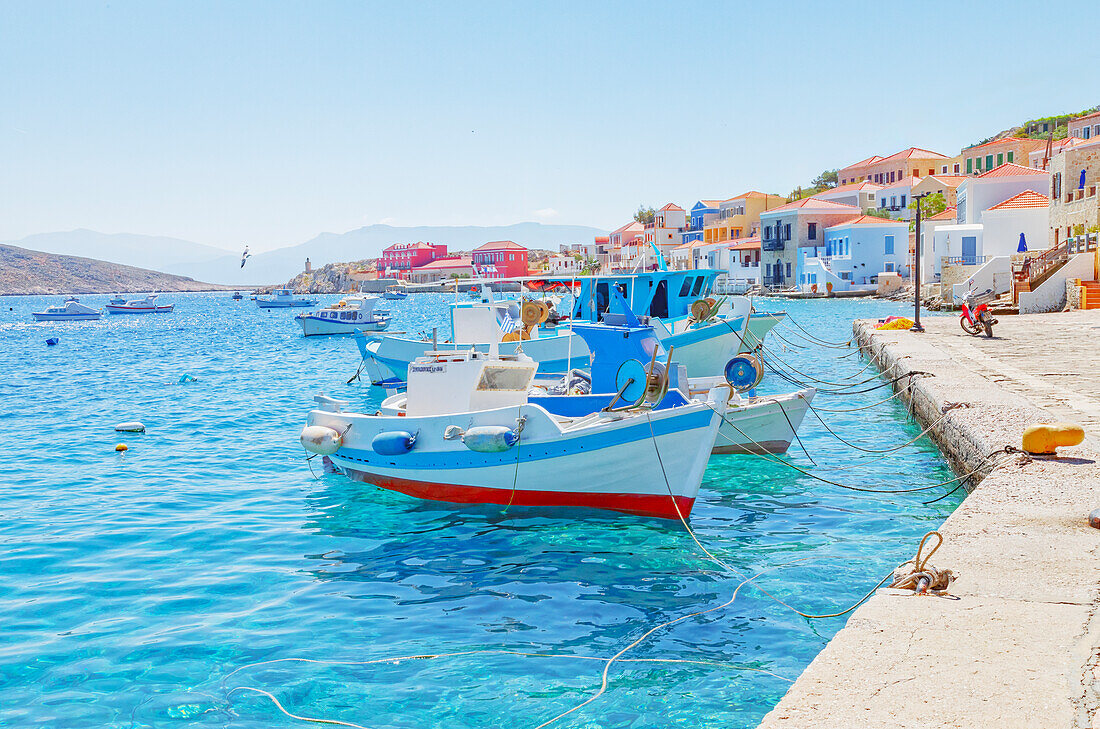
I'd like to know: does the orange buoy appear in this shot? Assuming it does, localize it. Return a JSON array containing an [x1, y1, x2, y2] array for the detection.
[[115, 443, 128, 452]]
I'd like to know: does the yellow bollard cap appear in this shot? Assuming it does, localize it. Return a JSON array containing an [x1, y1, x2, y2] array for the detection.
[[1021, 423, 1085, 455]]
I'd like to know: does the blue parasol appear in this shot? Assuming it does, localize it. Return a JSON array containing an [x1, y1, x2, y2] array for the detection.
[[1018, 232, 1028, 252], [1080, 169, 1087, 190]]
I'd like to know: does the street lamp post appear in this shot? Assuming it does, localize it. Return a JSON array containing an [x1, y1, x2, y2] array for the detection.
[[910, 192, 930, 333]]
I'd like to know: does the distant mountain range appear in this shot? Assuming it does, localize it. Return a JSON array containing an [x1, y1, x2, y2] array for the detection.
[[4, 223, 607, 286], [0, 244, 230, 295], [8, 230, 236, 274]]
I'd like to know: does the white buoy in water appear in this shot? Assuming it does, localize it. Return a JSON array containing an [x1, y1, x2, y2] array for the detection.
[[115, 421, 146, 433]]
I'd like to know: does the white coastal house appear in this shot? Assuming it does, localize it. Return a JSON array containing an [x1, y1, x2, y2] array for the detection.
[[726, 237, 761, 288], [929, 163, 1051, 280], [799, 216, 911, 292]]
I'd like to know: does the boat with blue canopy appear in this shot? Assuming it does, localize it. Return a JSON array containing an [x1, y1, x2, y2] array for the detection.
[[356, 269, 782, 384]]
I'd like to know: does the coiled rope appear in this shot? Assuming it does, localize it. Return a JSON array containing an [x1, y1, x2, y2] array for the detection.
[[888, 531, 955, 594]]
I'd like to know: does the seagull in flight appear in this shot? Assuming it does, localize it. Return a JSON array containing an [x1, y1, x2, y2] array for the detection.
[[240, 246, 251, 269]]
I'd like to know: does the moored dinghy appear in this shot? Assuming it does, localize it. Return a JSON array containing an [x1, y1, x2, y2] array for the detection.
[[255, 288, 317, 309], [300, 348, 725, 519]]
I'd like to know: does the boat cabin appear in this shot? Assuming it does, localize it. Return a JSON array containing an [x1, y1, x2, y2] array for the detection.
[[405, 350, 537, 416], [546, 270, 723, 322]]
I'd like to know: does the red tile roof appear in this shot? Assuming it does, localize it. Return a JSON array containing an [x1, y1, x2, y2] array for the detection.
[[474, 240, 527, 251], [986, 189, 1050, 211], [878, 147, 949, 163], [838, 154, 885, 172], [610, 221, 645, 235], [921, 175, 969, 187], [658, 203, 684, 212], [765, 197, 862, 213], [962, 136, 1041, 151], [826, 215, 907, 229], [412, 257, 472, 270], [924, 207, 958, 221], [976, 163, 1048, 178], [1072, 110, 1100, 123], [728, 237, 761, 250]]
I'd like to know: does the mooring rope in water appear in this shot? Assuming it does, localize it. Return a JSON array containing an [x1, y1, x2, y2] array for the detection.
[[778, 315, 854, 349], [703, 403, 1016, 495], [754, 340, 909, 391], [799, 402, 966, 455], [225, 651, 793, 729], [641, 412, 908, 622]]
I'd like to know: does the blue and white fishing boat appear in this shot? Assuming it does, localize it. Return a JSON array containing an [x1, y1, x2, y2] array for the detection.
[[383, 284, 408, 301], [295, 295, 391, 336], [32, 297, 102, 322], [255, 288, 317, 309], [526, 297, 814, 456], [105, 294, 174, 314], [300, 347, 725, 519], [357, 269, 782, 383]]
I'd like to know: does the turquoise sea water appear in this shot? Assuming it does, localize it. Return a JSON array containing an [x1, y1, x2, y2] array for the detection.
[[0, 293, 956, 728]]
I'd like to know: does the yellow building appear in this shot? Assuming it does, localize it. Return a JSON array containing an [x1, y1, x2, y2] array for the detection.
[[837, 147, 950, 186], [910, 174, 968, 208], [702, 191, 786, 245]]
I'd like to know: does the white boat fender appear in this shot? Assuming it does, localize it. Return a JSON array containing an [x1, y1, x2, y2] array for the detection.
[[300, 425, 345, 455], [459, 426, 519, 453], [371, 430, 418, 456], [115, 421, 146, 433]]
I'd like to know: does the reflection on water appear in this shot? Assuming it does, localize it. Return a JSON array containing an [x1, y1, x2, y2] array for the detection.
[[0, 292, 958, 728]]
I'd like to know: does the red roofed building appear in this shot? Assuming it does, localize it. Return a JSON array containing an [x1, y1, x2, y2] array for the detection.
[[380, 242, 449, 278], [472, 240, 528, 279], [838, 148, 949, 186]]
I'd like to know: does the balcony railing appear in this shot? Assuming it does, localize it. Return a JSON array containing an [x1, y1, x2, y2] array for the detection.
[[942, 255, 988, 266], [762, 239, 785, 251]]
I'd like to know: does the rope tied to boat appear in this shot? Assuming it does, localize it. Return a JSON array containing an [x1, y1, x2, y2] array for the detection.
[[888, 531, 955, 595]]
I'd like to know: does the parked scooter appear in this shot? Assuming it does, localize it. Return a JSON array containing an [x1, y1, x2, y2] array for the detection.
[[960, 295, 997, 337]]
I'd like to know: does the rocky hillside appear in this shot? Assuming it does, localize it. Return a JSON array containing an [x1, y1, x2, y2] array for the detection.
[[277, 260, 374, 294], [0, 244, 233, 295]]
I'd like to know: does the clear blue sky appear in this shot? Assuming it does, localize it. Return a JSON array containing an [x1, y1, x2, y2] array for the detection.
[[2, 0, 1097, 251]]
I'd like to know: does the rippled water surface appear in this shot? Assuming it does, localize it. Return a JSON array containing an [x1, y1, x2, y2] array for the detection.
[[0, 292, 956, 728]]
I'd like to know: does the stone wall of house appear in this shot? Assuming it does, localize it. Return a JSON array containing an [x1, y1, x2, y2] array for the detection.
[[939, 261, 982, 300], [1049, 143, 1100, 246], [1066, 279, 1081, 309]]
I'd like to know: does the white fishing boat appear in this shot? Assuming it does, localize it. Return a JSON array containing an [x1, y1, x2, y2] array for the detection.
[[32, 297, 102, 322], [300, 348, 725, 520], [383, 284, 408, 301], [255, 288, 317, 309], [295, 295, 391, 336], [105, 294, 175, 314]]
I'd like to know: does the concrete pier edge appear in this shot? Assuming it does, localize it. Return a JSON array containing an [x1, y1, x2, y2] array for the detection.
[[756, 318, 1100, 729]]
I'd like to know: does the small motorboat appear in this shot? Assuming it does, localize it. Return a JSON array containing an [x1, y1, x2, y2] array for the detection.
[[300, 346, 725, 520], [383, 284, 408, 301], [255, 288, 317, 309], [296, 295, 391, 336], [32, 297, 102, 322], [232, 291, 243, 300], [105, 294, 175, 314]]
